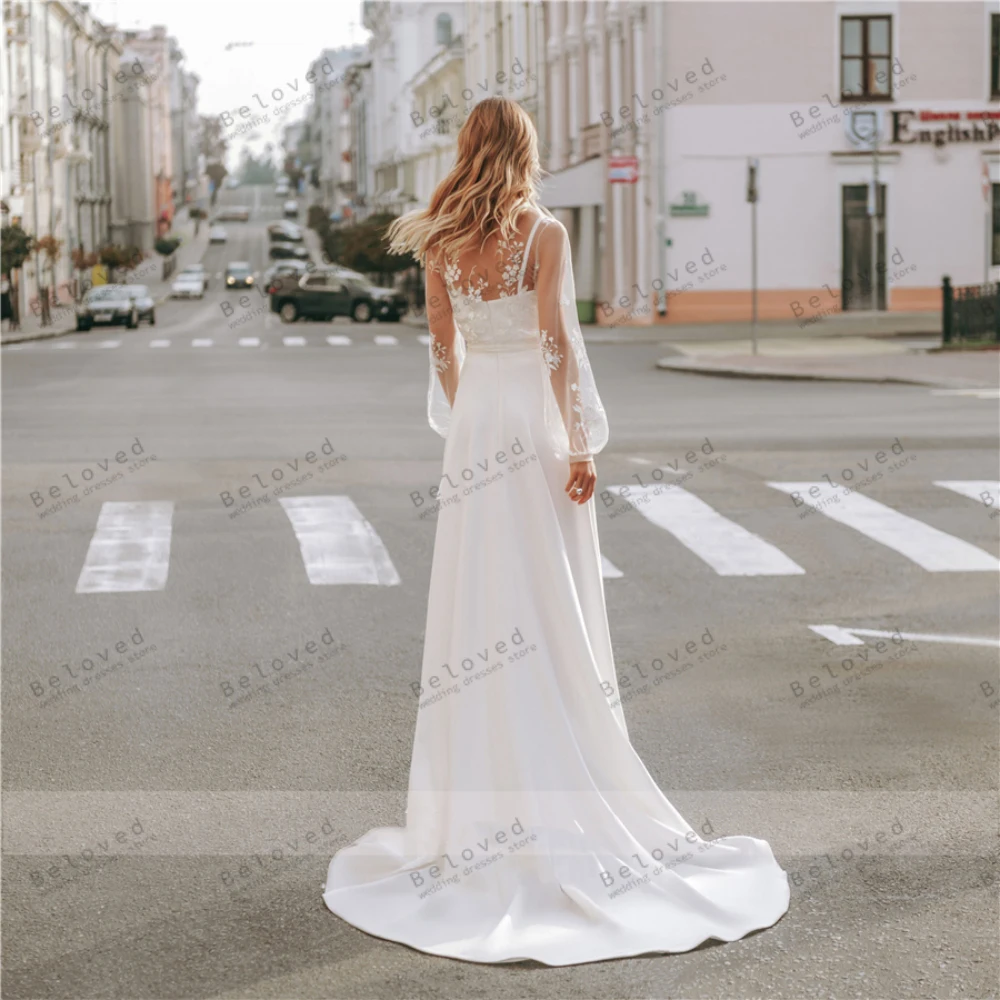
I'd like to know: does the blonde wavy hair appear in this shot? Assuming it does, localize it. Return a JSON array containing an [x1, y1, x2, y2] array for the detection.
[[387, 97, 543, 264]]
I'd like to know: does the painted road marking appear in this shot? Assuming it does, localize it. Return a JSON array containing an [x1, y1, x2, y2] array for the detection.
[[374, 335, 399, 346], [417, 334, 430, 346], [934, 480, 1000, 508], [238, 337, 260, 347], [601, 556, 623, 579], [326, 335, 352, 346], [76, 501, 173, 593], [607, 485, 805, 576], [192, 338, 213, 348], [769, 481, 1000, 572], [283, 336, 306, 347], [149, 339, 170, 348], [810, 624, 1000, 648], [97, 340, 121, 348], [279, 496, 401, 586], [52, 341, 77, 349], [931, 389, 1000, 399]]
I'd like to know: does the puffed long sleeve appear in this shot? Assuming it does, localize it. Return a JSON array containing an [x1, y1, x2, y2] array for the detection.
[[534, 219, 609, 460]]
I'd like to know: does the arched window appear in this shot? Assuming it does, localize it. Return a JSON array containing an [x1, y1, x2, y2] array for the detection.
[[436, 13, 452, 46]]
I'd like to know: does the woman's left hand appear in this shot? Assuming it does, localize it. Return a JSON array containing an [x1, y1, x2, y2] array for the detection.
[[566, 459, 596, 505]]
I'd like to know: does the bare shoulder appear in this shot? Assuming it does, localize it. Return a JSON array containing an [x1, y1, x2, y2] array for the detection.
[[535, 215, 569, 256]]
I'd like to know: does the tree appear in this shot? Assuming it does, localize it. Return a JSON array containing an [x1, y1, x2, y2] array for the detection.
[[1, 224, 33, 330], [322, 213, 415, 281], [1, 224, 33, 276]]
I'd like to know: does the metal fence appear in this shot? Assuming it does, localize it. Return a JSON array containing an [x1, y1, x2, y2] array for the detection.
[[942, 277, 1000, 344]]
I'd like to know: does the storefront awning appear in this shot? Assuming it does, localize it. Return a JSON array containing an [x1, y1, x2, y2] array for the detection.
[[541, 156, 603, 209]]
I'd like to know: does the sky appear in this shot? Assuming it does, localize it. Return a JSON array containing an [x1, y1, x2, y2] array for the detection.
[[89, 0, 370, 166]]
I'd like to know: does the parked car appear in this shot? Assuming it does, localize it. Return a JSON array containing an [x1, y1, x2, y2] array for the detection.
[[209, 224, 227, 244], [275, 181, 290, 196], [125, 284, 156, 325], [171, 266, 207, 298], [283, 199, 299, 219], [75, 285, 140, 330], [268, 243, 310, 261], [267, 221, 304, 243], [225, 261, 254, 289], [268, 269, 408, 324]]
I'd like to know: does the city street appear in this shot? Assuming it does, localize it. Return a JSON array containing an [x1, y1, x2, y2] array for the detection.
[[3, 186, 998, 998]]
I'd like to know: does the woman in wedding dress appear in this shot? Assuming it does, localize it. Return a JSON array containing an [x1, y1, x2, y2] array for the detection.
[[323, 97, 789, 966]]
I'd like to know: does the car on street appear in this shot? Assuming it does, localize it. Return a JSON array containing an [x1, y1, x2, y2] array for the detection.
[[283, 199, 299, 219], [268, 243, 310, 261], [275, 180, 290, 196], [214, 206, 250, 222], [267, 221, 304, 243], [184, 263, 210, 290], [75, 285, 141, 330], [225, 261, 255, 289], [262, 260, 309, 290], [209, 224, 227, 244], [268, 269, 408, 324], [171, 266, 208, 298], [125, 285, 156, 325]]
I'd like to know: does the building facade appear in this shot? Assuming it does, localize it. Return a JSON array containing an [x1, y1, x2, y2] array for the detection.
[[646, 0, 999, 324]]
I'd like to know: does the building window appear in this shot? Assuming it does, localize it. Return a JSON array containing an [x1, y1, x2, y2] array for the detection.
[[993, 183, 1000, 267], [841, 15, 892, 101], [436, 14, 452, 47], [991, 14, 1000, 99]]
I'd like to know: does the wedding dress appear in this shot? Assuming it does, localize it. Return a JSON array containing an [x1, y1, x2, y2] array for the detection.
[[323, 210, 789, 965]]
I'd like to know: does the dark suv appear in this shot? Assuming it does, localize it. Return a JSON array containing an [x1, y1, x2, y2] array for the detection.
[[268, 270, 408, 324]]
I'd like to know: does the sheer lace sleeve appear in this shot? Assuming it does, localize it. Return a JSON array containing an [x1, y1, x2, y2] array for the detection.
[[534, 218, 609, 460], [425, 249, 465, 439]]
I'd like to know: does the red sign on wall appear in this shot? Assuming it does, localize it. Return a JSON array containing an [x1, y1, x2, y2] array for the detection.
[[609, 155, 638, 184]]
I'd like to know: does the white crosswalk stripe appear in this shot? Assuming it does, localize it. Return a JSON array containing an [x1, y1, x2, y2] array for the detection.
[[374, 334, 399, 346], [76, 501, 174, 593], [601, 556, 623, 579], [607, 484, 805, 576], [280, 496, 401, 586], [934, 480, 1000, 507], [192, 338, 213, 348], [326, 335, 352, 346], [282, 336, 306, 347], [97, 340, 120, 348], [417, 334, 430, 346], [238, 337, 260, 347], [149, 339, 170, 348], [768, 481, 1000, 572]]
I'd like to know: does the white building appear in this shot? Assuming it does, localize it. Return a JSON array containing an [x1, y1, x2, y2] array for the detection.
[[309, 45, 366, 211], [361, 0, 465, 216], [649, 0, 1000, 324]]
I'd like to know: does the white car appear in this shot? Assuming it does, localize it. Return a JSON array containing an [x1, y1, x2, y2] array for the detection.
[[171, 267, 207, 299], [275, 181, 290, 196], [283, 199, 299, 219], [183, 263, 210, 290], [209, 224, 227, 244]]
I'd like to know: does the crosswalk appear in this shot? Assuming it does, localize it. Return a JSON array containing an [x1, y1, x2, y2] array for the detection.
[[5, 333, 423, 352], [70, 481, 999, 594]]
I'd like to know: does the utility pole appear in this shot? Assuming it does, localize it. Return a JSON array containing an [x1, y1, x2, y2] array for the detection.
[[747, 157, 759, 356]]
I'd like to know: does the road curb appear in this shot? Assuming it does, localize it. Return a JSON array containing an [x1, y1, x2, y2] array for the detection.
[[655, 356, 997, 390]]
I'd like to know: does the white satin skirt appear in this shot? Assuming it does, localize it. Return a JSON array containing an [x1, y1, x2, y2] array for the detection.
[[323, 347, 789, 965]]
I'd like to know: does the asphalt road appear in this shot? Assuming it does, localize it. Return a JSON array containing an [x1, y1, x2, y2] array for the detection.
[[3, 186, 998, 1000]]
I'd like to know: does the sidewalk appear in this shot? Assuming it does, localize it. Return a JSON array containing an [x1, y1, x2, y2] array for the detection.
[[656, 337, 999, 389], [1, 210, 209, 345]]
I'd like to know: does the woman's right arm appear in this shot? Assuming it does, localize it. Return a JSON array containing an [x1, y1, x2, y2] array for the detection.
[[425, 251, 460, 406]]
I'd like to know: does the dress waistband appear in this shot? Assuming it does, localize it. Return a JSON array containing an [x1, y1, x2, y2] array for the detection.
[[465, 339, 539, 355]]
